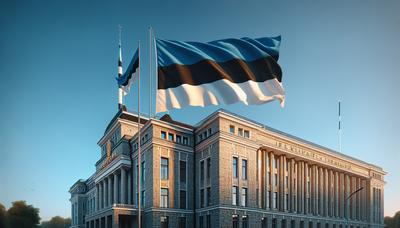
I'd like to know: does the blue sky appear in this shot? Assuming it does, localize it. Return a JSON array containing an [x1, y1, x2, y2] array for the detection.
[[0, 0, 399, 221]]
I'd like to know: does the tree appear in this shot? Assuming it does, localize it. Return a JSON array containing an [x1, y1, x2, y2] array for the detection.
[[0, 203, 6, 228], [41, 216, 71, 228], [6, 201, 40, 228], [385, 211, 400, 228]]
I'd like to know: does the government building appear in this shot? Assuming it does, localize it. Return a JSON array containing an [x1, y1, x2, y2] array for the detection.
[[69, 107, 385, 228]]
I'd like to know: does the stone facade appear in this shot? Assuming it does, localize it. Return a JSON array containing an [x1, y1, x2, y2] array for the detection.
[[69, 108, 385, 228]]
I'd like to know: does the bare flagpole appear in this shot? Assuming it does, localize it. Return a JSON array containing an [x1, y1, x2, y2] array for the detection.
[[137, 41, 142, 228], [338, 100, 342, 153], [149, 26, 153, 118]]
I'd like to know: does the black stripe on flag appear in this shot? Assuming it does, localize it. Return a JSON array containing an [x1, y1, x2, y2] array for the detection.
[[157, 56, 282, 90]]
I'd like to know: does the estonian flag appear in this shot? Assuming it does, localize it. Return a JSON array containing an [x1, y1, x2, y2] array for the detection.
[[155, 36, 285, 113], [117, 48, 139, 95]]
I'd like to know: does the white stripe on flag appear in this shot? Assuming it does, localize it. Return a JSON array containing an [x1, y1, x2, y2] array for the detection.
[[121, 71, 138, 96], [156, 78, 285, 113]]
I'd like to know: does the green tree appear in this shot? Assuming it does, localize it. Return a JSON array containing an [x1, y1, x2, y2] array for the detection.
[[385, 211, 400, 228], [0, 203, 6, 228], [6, 201, 40, 228], [40, 216, 71, 228]]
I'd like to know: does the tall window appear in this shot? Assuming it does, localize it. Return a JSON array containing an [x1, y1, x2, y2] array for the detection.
[[180, 160, 186, 184], [161, 157, 169, 180], [206, 158, 211, 180], [141, 161, 145, 184], [183, 136, 188, 145], [141, 190, 145, 207], [180, 190, 186, 209], [161, 131, 166, 139], [200, 189, 204, 207], [200, 161, 204, 184], [199, 216, 204, 228], [161, 188, 169, 208], [229, 125, 235, 134], [238, 128, 243, 136], [233, 157, 238, 178], [206, 215, 211, 228], [244, 130, 250, 138], [241, 188, 248, 206], [242, 159, 247, 180], [206, 187, 211, 206], [161, 216, 168, 228], [179, 217, 186, 228], [232, 215, 239, 228], [176, 135, 182, 143], [232, 186, 238, 205], [242, 215, 248, 228]]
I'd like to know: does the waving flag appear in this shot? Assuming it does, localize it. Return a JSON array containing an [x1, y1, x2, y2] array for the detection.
[[117, 48, 139, 95], [155, 36, 285, 113]]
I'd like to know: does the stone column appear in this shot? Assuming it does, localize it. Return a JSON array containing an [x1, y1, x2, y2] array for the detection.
[[290, 158, 295, 213], [334, 171, 339, 217], [114, 172, 119, 204], [279, 155, 285, 211], [324, 168, 329, 217], [103, 180, 107, 208], [96, 184, 99, 211], [271, 153, 275, 209], [108, 176, 112, 206], [311, 165, 316, 215], [304, 162, 309, 214], [121, 168, 126, 204]]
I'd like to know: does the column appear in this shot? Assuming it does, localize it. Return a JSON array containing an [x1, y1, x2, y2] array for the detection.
[[108, 176, 112, 206], [334, 171, 339, 217], [271, 152, 275, 210], [290, 158, 295, 213], [279, 155, 285, 211], [316, 167, 319, 215], [304, 162, 309, 214], [128, 171, 132, 204], [96, 184, 99, 211], [329, 170, 334, 217], [103, 180, 107, 208], [297, 161, 301, 213], [339, 173, 344, 218], [324, 168, 329, 217], [121, 168, 126, 204], [114, 172, 119, 204], [344, 174, 349, 219], [311, 165, 316, 215]]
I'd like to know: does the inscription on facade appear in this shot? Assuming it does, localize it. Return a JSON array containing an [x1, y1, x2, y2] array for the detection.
[[274, 141, 352, 170]]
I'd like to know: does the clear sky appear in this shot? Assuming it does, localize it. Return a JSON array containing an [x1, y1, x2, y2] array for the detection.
[[1, 0, 399, 221]]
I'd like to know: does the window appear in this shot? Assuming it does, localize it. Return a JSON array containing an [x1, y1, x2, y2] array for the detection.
[[161, 188, 169, 208], [200, 189, 204, 207], [180, 190, 186, 209], [206, 187, 211, 206], [241, 187, 247, 206], [203, 131, 207, 139], [233, 157, 238, 178], [199, 216, 204, 228], [183, 136, 189, 145], [267, 191, 271, 208], [238, 128, 243, 136], [273, 192, 278, 209], [141, 161, 145, 184], [274, 174, 278, 186], [141, 190, 145, 207], [176, 135, 182, 143], [180, 161, 186, 184], [206, 158, 211, 180], [179, 217, 186, 228], [161, 131, 166, 139], [168, 133, 174, 141], [286, 160, 290, 171], [242, 215, 248, 228], [160, 216, 168, 228], [242, 159, 247, 180], [229, 125, 235, 134], [206, 214, 211, 228], [262, 218, 268, 228], [200, 161, 205, 183], [199, 134, 203, 142], [244, 130, 250, 138], [285, 193, 289, 211], [232, 186, 238, 205], [161, 157, 169, 180], [232, 215, 239, 228], [208, 128, 212, 136]]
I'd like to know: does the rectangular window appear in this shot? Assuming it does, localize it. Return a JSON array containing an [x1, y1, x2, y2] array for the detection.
[[199, 134, 203, 142], [285, 193, 289, 211], [244, 130, 250, 138], [183, 136, 188, 145], [206, 214, 211, 228], [208, 128, 212, 136], [141, 161, 145, 184], [233, 157, 238, 178], [241, 187, 248, 206], [141, 190, 145, 207], [180, 190, 186, 209], [232, 186, 238, 205], [238, 128, 243, 136], [232, 215, 239, 228], [206, 158, 211, 180], [161, 131, 166, 139], [199, 216, 204, 228], [274, 173, 278, 186], [242, 159, 248, 180], [168, 133, 174, 141], [176, 135, 182, 143], [200, 189, 204, 207], [161, 188, 169, 208], [160, 216, 168, 228], [180, 160, 186, 184], [229, 125, 235, 134], [206, 187, 211, 206], [242, 215, 248, 228], [203, 131, 207, 139], [179, 217, 186, 228], [161, 157, 169, 180], [200, 160, 204, 184]]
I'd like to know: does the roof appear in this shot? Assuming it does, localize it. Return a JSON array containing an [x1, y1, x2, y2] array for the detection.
[[104, 105, 148, 135], [159, 114, 194, 130]]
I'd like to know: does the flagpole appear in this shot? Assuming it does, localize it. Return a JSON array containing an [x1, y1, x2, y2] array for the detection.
[[149, 26, 152, 118], [153, 29, 158, 116], [338, 100, 342, 153], [137, 41, 142, 228]]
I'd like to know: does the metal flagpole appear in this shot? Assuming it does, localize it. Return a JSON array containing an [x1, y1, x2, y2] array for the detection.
[[137, 41, 142, 228], [338, 100, 342, 153], [153, 29, 158, 116], [149, 26, 152, 118]]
